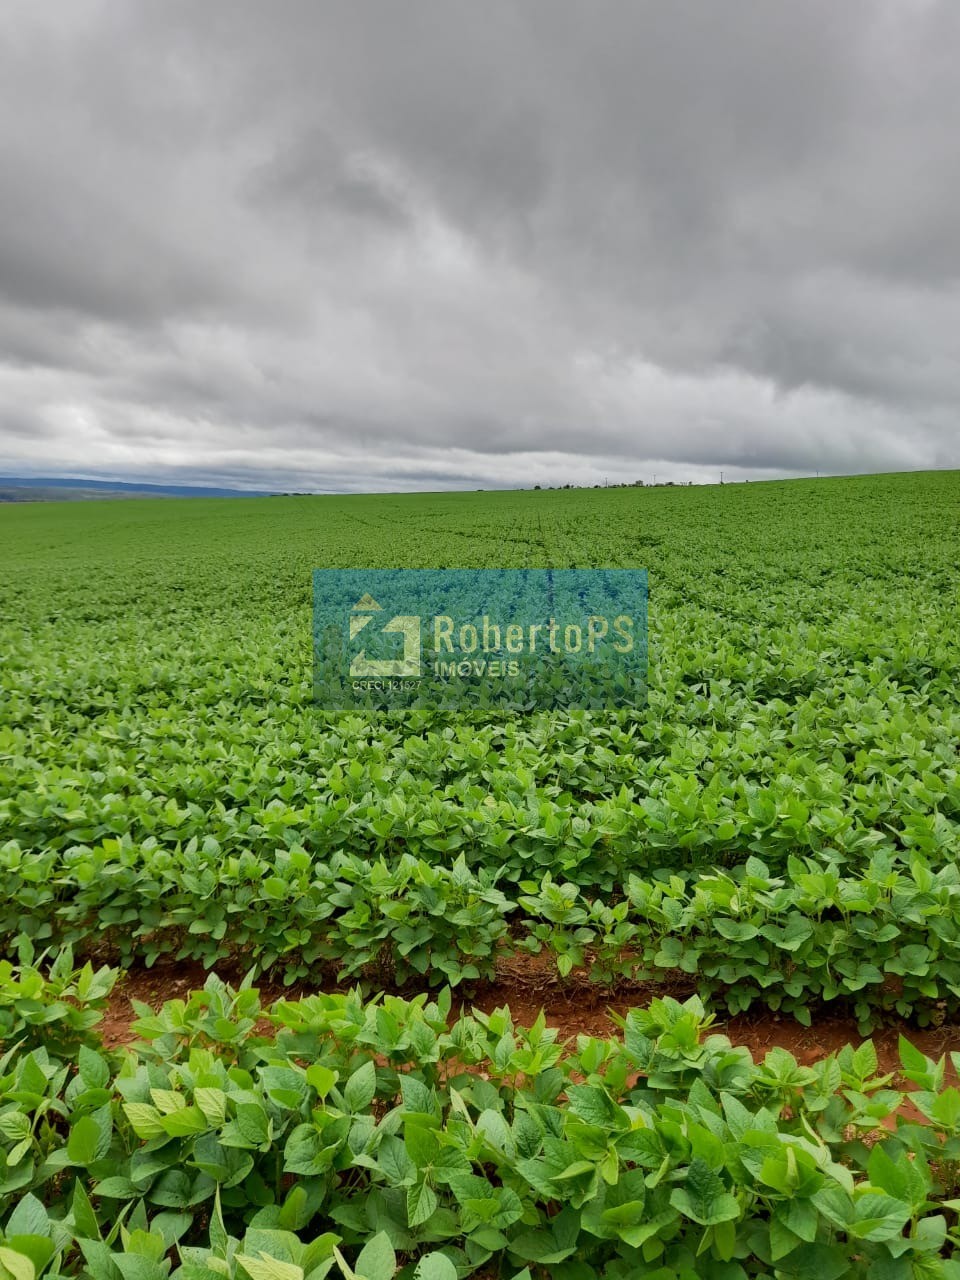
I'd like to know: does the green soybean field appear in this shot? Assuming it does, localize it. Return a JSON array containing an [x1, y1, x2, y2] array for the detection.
[[2, 470, 960, 1277]]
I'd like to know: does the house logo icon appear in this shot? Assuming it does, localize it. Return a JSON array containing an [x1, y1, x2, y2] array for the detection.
[[349, 595, 421, 677]]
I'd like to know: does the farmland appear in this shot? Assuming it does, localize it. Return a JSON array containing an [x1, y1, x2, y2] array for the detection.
[[2, 470, 960, 1276]]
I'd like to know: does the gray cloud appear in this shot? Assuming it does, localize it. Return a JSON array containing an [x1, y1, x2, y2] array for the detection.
[[0, 0, 958, 492]]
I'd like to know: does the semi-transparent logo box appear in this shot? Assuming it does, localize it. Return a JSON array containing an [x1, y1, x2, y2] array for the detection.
[[313, 569, 648, 711]]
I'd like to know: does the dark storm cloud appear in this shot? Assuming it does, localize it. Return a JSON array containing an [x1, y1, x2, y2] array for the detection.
[[0, 0, 958, 492]]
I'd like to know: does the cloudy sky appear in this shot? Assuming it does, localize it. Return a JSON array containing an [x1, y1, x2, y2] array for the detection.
[[1, 1, 958, 492]]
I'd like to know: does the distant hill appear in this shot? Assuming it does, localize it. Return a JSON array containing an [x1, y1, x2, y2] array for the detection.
[[0, 476, 272, 501]]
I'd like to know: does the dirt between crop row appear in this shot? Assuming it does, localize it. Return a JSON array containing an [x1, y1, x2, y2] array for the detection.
[[97, 952, 960, 1106]]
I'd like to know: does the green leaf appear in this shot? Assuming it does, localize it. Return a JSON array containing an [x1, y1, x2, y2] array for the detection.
[[195, 1088, 227, 1126], [160, 1106, 208, 1137], [112, 1253, 170, 1280], [67, 1114, 101, 1167], [343, 1062, 377, 1113], [353, 1232, 396, 1280], [0, 1247, 35, 1280], [123, 1104, 166, 1141], [670, 1159, 740, 1226], [407, 1178, 439, 1228], [150, 1213, 193, 1249], [284, 1125, 333, 1177], [565, 1085, 626, 1130], [276, 1186, 310, 1232], [234, 1104, 271, 1147], [4, 1239, 53, 1277], [79, 1046, 111, 1090], [848, 1192, 911, 1243], [305, 1064, 338, 1098], [5, 1195, 49, 1239], [93, 1177, 140, 1200], [412, 1255, 457, 1280], [72, 1179, 102, 1239], [236, 1254, 304, 1280], [77, 1237, 120, 1280]]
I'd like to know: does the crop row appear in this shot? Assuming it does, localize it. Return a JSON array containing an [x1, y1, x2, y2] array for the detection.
[[4, 683, 959, 890], [4, 841, 960, 1030], [4, 955, 960, 1278]]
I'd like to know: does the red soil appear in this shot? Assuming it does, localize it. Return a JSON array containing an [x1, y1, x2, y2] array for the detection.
[[97, 951, 960, 1088]]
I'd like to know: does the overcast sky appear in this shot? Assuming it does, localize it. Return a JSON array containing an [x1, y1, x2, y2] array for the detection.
[[1, 1, 958, 492]]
